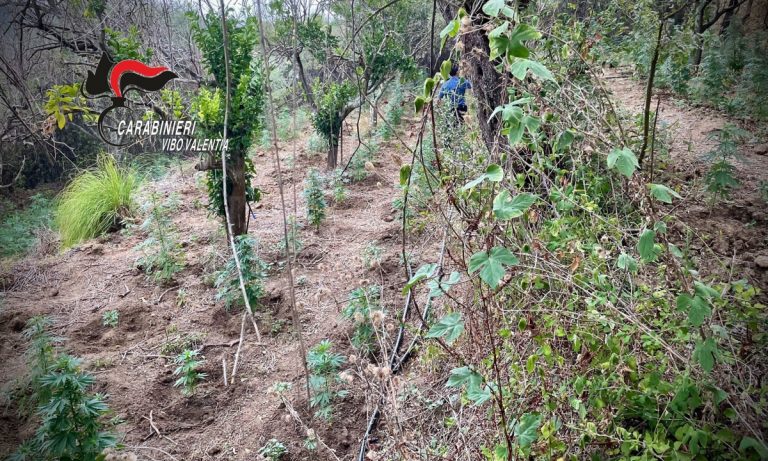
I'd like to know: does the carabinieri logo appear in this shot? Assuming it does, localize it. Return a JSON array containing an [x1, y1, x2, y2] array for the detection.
[[82, 52, 178, 146]]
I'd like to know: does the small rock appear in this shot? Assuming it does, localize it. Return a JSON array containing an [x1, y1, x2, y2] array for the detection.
[[754, 144, 768, 156], [754, 255, 768, 270], [207, 446, 221, 456], [383, 214, 394, 222]]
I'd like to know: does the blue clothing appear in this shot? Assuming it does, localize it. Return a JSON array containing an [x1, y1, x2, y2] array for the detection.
[[438, 76, 472, 108]]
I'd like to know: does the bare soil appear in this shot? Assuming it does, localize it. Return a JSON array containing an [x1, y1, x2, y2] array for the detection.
[[604, 68, 768, 294]]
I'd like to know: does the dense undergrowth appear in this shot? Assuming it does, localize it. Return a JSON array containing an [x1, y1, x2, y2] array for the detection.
[[351, 6, 768, 461]]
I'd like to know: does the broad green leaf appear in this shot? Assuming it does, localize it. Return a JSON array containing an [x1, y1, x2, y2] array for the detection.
[[467, 383, 493, 405], [426, 312, 464, 344], [688, 295, 712, 326], [440, 60, 452, 80], [510, 58, 554, 81], [468, 246, 518, 289], [462, 164, 504, 190], [508, 23, 542, 43], [694, 280, 720, 299], [446, 366, 482, 388], [399, 164, 411, 186], [428, 271, 460, 298], [649, 183, 682, 203], [489, 21, 509, 39], [739, 437, 768, 459], [617, 253, 638, 273], [513, 413, 542, 448], [693, 337, 717, 372], [414, 96, 426, 113], [439, 19, 460, 50], [482, 0, 506, 17], [607, 147, 639, 178], [676, 293, 692, 311], [493, 191, 537, 220], [402, 263, 437, 294], [423, 78, 436, 98], [637, 228, 660, 263]]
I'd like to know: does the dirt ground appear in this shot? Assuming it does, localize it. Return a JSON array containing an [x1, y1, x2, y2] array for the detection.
[[0, 115, 425, 460], [604, 68, 768, 295]]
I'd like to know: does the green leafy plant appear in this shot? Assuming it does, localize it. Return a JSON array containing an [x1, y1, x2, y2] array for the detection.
[[173, 349, 206, 396], [135, 193, 185, 284], [704, 124, 747, 201], [362, 243, 382, 269], [11, 319, 116, 461], [0, 194, 54, 258], [257, 439, 287, 460], [329, 169, 350, 204], [304, 169, 327, 231], [101, 310, 119, 328], [56, 155, 138, 247], [307, 340, 347, 420], [215, 235, 268, 311], [342, 285, 384, 355]]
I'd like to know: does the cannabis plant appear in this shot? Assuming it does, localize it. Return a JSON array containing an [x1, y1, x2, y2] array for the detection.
[[12, 355, 116, 461], [173, 349, 206, 396], [342, 285, 384, 355], [307, 340, 347, 420], [304, 169, 327, 230], [705, 124, 747, 201], [257, 439, 287, 460], [136, 193, 185, 284], [215, 235, 268, 312], [102, 310, 119, 328]]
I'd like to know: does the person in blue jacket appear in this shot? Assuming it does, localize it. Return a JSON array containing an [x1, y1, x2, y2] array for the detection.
[[438, 63, 472, 123]]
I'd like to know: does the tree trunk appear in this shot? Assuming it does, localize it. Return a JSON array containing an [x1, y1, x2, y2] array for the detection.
[[440, 0, 509, 156], [228, 153, 247, 235], [327, 132, 339, 169], [720, 0, 739, 34]]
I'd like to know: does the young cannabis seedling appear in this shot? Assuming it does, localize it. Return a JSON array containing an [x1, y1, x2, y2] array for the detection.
[[362, 243, 383, 269], [136, 192, 185, 285], [304, 169, 327, 231], [257, 439, 287, 460], [307, 340, 347, 420], [102, 310, 119, 328], [343, 285, 384, 355], [215, 235, 268, 312], [705, 124, 747, 201], [173, 349, 206, 396]]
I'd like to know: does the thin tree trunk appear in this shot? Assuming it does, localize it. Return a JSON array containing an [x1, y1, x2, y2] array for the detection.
[[639, 18, 664, 166], [227, 153, 247, 235]]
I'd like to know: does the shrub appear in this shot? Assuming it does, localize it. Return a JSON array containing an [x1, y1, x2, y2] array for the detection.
[[0, 194, 54, 258], [306, 132, 329, 154], [304, 169, 327, 230], [56, 155, 138, 247], [173, 349, 206, 396], [307, 340, 347, 420]]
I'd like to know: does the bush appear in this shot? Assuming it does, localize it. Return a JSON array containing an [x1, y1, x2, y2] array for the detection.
[[55, 155, 138, 247]]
